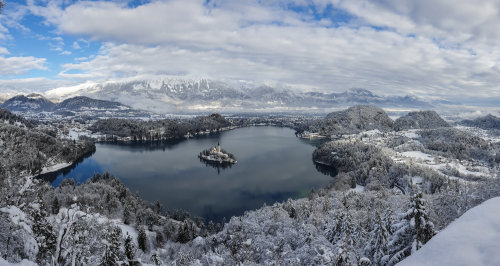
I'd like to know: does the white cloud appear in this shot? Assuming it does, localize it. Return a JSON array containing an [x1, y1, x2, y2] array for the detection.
[[3, 0, 497, 100], [0, 47, 9, 54], [0, 55, 47, 76], [0, 77, 75, 92]]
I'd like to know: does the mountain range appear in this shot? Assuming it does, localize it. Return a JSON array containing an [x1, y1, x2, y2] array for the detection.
[[0, 94, 132, 113], [43, 78, 432, 113]]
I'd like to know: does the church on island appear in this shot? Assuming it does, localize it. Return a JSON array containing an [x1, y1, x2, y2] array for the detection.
[[199, 142, 237, 164]]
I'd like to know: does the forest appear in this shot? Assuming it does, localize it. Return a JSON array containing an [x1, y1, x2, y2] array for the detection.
[[90, 113, 231, 141]]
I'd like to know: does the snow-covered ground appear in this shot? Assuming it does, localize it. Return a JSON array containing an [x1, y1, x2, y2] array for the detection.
[[0, 258, 37, 266], [352, 127, 496, 182], [399, 197, 500, 266], [39, 162, 72, 175], [401, 151, 434, 163]]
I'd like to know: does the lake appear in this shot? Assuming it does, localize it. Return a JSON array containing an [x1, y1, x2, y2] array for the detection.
[[41, 126, 334, 222]]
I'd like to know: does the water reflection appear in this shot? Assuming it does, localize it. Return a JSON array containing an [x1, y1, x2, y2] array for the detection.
[[39, 127, 336, 222], [198, 157, 234, 174], [313, 161, 339, 177]]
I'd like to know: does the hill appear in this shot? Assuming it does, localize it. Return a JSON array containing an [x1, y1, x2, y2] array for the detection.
[[55, 96, 131, 111], [301, 105, 394, 136], [461, 114, 500, 130], [0, 93, 55, 112], [0, 109, 94, 176], [393, 111, 450, 131], [0, 95, 148, 119]]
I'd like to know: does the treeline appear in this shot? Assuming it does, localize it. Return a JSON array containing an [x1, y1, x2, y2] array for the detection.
[[90, 113, 231, 141]]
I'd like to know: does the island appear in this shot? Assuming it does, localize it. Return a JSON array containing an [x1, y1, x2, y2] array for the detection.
[[199, 142, 237, 164]]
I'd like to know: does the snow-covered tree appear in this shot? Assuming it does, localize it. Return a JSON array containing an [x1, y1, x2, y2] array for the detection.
[[384, 193, 435, 265], [364, 210, 390, 265], [100, 226, 121, 266], [124, 232, 135, 262], [28, 200, 56, 264], [137, 226, 147, 252]]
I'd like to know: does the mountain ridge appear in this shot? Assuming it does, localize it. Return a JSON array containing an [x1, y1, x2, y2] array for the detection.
[[44, 78, 432, 113]]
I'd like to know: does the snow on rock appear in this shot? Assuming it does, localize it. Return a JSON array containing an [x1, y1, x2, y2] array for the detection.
[[399, 197, 500, 266]]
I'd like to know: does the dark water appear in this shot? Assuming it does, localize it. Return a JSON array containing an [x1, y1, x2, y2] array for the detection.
[[41, 126, 333, 222]]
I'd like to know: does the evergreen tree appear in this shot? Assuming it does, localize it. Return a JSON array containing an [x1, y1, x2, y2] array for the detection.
[[124, 233, 135, 262], [413, 193, 435, 249], [207, 220, 216, 234], [100, 245, 115, 266], [29, 198, 57, 264], [177, 221, 191, 244], [100, 226, 122, 266], [325, 209, 343, 244], [51, 197, 60, 215], [123, 205, 132, 225], [364, 210, 390, 265], [340, 212, 357, 247], [154, 200, 162, 215], [137, 226, 147, 252], [151, 253, 161, 265], [155, 229, 164, 247], [384, 193, 435, 265]]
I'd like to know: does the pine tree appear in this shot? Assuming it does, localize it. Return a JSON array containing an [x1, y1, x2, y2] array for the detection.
[[413, 193, 435, 250], [207, 220, 216, 234], [340, 212, 356, 247], [101, 226, 122, 266], [124, 233, 135, 262], [154, 200, 162, 215], [176, 222, 191, 244], [364, 210, 390, 265], [100, 245, 115, 266], [151, 253, 161, 265], [137, 226, 147, 252], [29, 197, 57, 264], [325, 209, 343, 244], [51, 197, 60, 215], [123, 205, 132, 225], [384, 193, 435, 265]]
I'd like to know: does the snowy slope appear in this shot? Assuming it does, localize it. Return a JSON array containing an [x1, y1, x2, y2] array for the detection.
[[398, 197, 500, 266]]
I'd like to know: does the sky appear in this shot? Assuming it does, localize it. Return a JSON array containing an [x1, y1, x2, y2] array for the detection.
[[0, 0, 500, 101]]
